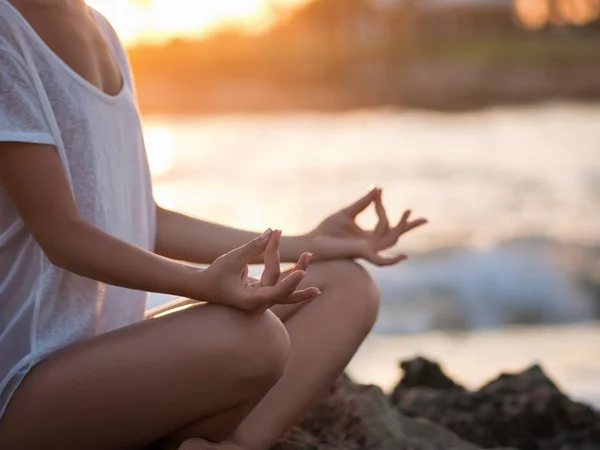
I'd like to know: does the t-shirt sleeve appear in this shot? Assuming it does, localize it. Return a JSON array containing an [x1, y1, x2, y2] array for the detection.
[[0, 50, 56, 146]]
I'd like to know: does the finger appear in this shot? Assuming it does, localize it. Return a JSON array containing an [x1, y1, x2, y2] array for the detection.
[[374, 188, 390, 237], [248, 287, 320, 311], [395, 212, 428, 235], [281, 287, 321, 305], [241, 263, 249, 280], [396, 210, 411, 233], [293, 252, 313, 273], [403, 218, 428, 234], [248, 276, 261, 288], [261, 229, 282, 286], [255, 270, 306, 303], [226, 228, 272, 268], [364, 251, 408, 267], [341, 187, 378, 218]]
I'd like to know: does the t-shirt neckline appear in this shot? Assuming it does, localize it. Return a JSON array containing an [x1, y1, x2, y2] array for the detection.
[[1, 0, 126, 103]]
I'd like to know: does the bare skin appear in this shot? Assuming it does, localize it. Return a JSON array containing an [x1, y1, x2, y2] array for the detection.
[[164, 259, 380, 450], [0, 1, 428, 449], [0, 257, 380, 450]]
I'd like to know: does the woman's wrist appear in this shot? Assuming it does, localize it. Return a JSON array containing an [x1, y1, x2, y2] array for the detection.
[[170, 263, 206, 301], [279, 233, 314, 263]]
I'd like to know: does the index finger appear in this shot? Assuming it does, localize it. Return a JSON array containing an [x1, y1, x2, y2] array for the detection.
[[341, 188, 378, 218], [225, 228, 272, 269]]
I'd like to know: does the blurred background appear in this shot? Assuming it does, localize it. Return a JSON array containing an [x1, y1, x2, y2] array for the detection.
[[90, 0, 599, 405]]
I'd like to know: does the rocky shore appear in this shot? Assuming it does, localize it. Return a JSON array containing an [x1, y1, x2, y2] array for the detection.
[[273, 358, 600, 450]]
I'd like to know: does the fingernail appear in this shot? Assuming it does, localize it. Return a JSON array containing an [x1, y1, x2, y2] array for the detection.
[[261, 228, 272, 240]]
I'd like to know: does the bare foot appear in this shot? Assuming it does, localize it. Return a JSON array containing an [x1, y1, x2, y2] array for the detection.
[[178, 438, 243, 450]]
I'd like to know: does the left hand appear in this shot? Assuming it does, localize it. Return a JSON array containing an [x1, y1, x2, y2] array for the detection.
[[307, 187, 428, 266]]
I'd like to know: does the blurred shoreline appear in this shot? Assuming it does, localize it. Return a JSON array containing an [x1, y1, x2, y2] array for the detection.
[[134, 59, 600, 115], [128, 3, 600, 115]]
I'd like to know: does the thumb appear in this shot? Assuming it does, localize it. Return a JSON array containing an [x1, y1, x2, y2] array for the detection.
[[226, 228, 273, 268]]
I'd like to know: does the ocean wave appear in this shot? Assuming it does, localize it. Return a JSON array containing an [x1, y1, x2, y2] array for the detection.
[[147, 237, 600, 334], [370, 237, 599, 334]]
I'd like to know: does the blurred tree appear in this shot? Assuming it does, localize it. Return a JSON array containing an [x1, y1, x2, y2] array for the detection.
[[271, 0, 380, 48]]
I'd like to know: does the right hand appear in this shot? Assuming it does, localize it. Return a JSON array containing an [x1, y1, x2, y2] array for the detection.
[[200, 229, 321, 314]]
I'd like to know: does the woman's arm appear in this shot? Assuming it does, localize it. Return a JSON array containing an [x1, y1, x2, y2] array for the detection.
[[155, 206, 309, 265], [0, 142, 317, 311], [0, 142, 202, 300]]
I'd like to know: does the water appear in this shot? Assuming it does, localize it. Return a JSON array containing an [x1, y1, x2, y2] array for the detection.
[[145, 102, 600, 329], [145, 103, 600, 251], [143, 103, 600, 404]]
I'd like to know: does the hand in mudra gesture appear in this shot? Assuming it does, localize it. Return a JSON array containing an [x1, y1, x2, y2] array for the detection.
[[308, 187, 428, 266], [202, 229, 319, 314]]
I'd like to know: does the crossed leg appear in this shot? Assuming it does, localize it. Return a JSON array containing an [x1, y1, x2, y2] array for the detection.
[[0, 260, 379, 450], [177, 260, 380, 450]]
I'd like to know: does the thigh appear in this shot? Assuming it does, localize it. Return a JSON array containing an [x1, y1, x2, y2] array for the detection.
[[270, 262, 329, 322], [271, 259, 369, 322], [0, 303, 287, 450]]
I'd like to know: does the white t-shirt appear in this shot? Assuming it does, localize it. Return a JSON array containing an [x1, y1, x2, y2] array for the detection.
[[0, 1, 156, 417]]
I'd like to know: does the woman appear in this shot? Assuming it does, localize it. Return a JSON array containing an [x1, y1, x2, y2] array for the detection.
[[0, 1, 427, 449]]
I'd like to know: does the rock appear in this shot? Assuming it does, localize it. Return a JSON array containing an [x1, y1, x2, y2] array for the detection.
[[271, 358, 599, 450], [391, 357, 465, 399], [272, 375, 485, 450], [391, 358, 600, 450]]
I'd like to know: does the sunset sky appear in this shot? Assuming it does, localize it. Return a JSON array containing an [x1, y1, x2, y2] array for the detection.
[[86, 0, 306, 45], [86, 0, 600, 44]]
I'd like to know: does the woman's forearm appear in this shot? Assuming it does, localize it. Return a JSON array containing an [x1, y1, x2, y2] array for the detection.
[[0, 144, 199, 299], [48, 216, 200, 299], [155, 206, 308, 265]]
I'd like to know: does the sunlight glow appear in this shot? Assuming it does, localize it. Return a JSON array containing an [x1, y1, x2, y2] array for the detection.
[[153, 304, 196, 318], [514, 0, 550, 29], [86, 0, 305, 45], [514, 0, 600, 28], [144, 127, 176, 177]]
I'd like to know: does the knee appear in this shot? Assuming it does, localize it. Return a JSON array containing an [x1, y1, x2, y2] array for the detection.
[[234, 309, 291, 387], [318, 260, 380, 329], [188, 306, 290, 389]]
